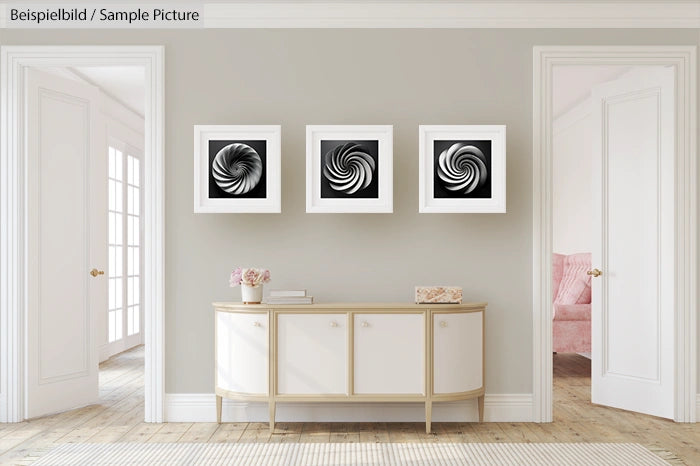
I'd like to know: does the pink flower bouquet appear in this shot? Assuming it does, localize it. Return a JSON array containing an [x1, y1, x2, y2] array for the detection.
[[230, 267, 271, 288]]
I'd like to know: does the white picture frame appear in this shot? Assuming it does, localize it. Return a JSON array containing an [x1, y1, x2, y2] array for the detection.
[[419, 125, 506, 213], [306, 125, 393, 213], [194, 125, 281, 213]]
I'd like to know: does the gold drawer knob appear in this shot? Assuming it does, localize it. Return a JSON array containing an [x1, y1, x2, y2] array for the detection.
[[440, 321, 448, 328], [90, 268, 104, 277], [252, 321, 261, 327], [361, 321, 369, 328], [587, 268, 602, 277], [329, 321, 338, 328]]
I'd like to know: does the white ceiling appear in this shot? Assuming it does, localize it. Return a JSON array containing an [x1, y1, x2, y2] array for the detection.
[[71, 66, 145, 117], [552, 65, 631, 119]]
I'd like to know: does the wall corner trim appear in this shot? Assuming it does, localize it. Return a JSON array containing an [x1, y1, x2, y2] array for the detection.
[[164, 393, 534, 423]]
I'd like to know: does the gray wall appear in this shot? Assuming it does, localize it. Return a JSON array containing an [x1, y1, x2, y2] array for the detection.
[[2, 29, 698, 395]]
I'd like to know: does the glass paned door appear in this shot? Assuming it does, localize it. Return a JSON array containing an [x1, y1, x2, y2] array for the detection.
[[126, 154, 140, 336], [108, 147, 123, 343], [107, 141, 143, 354]]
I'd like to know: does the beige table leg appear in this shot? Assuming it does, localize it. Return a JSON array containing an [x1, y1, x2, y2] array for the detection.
[[478, 395, 484, 422], [269, 400, 276, 432], [425, 400, 432, 434], [216, 395, 222, 423]]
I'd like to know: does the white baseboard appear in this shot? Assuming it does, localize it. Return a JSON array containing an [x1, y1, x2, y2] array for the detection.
[[165, 393, 533, 423]]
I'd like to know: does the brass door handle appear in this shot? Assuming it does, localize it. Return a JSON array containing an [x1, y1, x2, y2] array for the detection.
[[90, 268, 105, 277], [587, 268, 602, 277]]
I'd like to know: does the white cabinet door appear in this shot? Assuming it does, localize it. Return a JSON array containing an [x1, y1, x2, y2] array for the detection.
[[354, 313, 424, 394], [216, 312, 268, 394], [433, 312, 482, 394], [277, 314, 347, 394]]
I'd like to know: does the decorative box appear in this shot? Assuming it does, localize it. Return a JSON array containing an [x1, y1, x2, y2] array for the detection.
[[415, 286, 463, 304]]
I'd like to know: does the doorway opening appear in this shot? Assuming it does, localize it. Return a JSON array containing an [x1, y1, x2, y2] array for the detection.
[[532, 46, 697, 423], [0, 46, 164, 423], [30, 64, 145, 418], [551, 65, 641, 419]]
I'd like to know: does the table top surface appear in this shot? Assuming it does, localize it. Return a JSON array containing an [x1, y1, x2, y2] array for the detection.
[[213, 302, 487, 311]]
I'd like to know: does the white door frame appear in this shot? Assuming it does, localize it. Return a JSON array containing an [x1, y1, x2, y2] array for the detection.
[[532, 46, 697, 422], [0, 46, 165, 423]]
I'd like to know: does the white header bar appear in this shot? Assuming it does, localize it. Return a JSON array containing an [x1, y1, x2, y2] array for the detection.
[[1, 2, 699, 29]]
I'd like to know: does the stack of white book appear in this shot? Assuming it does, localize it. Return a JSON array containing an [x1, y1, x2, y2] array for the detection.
[[264, 290, 314, 305]]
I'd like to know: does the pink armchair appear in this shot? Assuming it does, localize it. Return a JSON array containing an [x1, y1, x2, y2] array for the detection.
[[552, 253, 591, 353]]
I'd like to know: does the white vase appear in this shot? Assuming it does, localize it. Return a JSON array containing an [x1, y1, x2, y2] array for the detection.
[[241, 284, 263, 304]]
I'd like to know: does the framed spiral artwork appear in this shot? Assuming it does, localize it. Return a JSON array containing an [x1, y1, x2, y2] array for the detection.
[[419, 125, 506, 213], [194, 125, 281, 213], [306, 125, 393, 213]]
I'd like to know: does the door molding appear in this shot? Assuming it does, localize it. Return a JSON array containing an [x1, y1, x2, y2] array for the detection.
[[0, 46, 165, 422], [532, 46, 697, 422]]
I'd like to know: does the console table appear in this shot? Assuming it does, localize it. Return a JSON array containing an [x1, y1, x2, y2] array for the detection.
[[213, 302, 486, 433]]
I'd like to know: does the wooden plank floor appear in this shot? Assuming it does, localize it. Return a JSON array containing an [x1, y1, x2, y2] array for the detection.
[[0, 348, 698, 464]]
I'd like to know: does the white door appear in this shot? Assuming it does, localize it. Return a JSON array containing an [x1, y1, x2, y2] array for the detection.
[[590, 66, 675, 419], [354, 313, 424, 394], [277, 314, 347, 394], [26, 69, 104, 418]]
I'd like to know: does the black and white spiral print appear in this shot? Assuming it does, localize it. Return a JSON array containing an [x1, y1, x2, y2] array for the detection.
[[436, 143, 488, 194], [212, 143, 263, 195], [322, 142, 376, 195]]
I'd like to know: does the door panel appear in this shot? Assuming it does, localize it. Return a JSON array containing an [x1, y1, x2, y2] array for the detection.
[[354, 313, 424, 394], [591, 66, 674, 419], [216, 312, 268, 394], [605, 92, 660, 380], [277, 314, 347, 394], [38, 89, 89, 381], [27, 69, 102, 418], [433, 312, 482, 394]]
